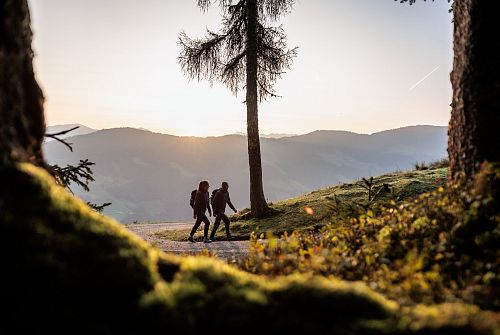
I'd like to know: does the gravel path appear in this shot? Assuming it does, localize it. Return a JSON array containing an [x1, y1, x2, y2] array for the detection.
[[125, 222, 250, 260]]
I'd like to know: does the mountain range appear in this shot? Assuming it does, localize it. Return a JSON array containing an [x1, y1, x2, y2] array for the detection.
[[233, 132, 296, 139], [46, 124, 98, 139], [44, 125, 447, 222]]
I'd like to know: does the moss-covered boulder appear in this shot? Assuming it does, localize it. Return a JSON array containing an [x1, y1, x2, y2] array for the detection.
[[0, 164, 497, 334]]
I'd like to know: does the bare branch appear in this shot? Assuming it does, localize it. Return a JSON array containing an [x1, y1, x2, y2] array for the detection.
[[44, 125, 80, 152], [49, 136, 73, 151], [45, 126, 79, 137]]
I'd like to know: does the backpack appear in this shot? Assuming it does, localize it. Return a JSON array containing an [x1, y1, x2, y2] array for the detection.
[[189, 189, 197, 208], [211, 189, 219, 209]]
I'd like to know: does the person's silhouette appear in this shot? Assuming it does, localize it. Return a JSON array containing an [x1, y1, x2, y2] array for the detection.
[[210, 182, 237, 241], [188, 180, 212, 243]]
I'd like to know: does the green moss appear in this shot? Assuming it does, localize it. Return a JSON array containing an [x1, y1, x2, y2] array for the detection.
[[155, 168, 447, 241], [0, 164, 495, 334], [0, 163, 161, 332], [398, 304, 500, 335]]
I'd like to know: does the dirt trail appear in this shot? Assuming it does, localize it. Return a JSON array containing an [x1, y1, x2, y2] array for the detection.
[[125, 222, 250, 260]]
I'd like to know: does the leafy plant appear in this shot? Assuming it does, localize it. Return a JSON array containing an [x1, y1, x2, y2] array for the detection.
[[239, 163, 500, 310], [327, 176, 392, 217], [361, 177, 390, 208]]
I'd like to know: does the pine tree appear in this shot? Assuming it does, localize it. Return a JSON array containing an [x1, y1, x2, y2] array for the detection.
[[178, 0, 297, 217]]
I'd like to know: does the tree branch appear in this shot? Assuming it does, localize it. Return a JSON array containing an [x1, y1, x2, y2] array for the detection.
[[45, 126, 79, 137], [44, 126, 79, 152]]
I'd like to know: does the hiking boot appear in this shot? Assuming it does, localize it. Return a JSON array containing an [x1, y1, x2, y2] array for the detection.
[[188, 236, 195, 243], [226, 234, 232, 241], [203, 238, 212, 244]]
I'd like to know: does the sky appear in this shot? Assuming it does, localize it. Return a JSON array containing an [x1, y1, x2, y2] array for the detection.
[[29, 0, 453, 137]]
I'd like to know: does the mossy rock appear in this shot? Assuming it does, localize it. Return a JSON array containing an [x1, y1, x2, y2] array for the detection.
[[0, 164, 496, 334]]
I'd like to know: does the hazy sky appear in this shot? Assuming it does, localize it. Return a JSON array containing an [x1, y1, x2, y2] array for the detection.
[[29, 0, 453, 136]]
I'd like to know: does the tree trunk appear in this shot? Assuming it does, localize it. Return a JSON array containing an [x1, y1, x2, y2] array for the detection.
[[245, 0, 268, 217], [448, 0, 500, 179], [0, 0, 46, 167]]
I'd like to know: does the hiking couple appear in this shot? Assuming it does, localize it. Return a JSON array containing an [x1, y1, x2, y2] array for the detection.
[[188, 180, 237, 243]]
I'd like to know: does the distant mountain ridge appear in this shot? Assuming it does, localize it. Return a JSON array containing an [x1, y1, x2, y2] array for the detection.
[[233, 131, 297, 138], [44, 125, 447, 222], [46, 124, 98, 140]]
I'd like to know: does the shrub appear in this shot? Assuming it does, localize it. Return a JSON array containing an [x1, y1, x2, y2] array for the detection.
[[239, 163, 500, 310]]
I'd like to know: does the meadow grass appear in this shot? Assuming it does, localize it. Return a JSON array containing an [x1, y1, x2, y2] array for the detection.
[[154, 168, 447, 241]]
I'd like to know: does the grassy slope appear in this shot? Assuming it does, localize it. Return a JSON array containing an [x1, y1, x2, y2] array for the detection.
[[156, 168, 447, 241], [1, 164, 496, 334]]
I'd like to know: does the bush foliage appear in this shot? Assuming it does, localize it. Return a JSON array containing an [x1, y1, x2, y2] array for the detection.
[[239, 163, 500, 311], [1, 163, 498, 334]]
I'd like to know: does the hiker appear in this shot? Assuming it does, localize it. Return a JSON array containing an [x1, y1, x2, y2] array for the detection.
[[188, 180, 213, 243], [210, 181, 237, 241]]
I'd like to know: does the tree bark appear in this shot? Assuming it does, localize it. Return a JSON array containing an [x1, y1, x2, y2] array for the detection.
[[449, 0, 500, 179], [245, 0, 268, 217], [0, 0, 46, 167]]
